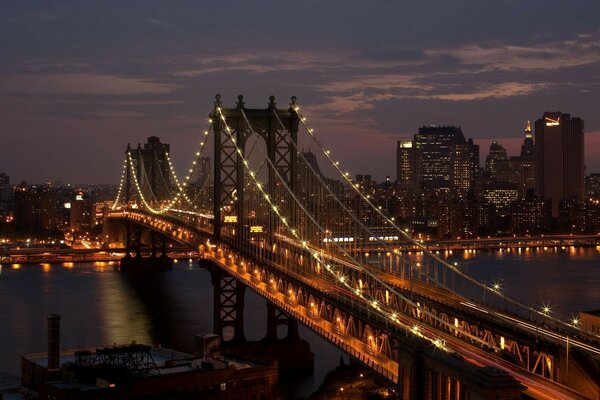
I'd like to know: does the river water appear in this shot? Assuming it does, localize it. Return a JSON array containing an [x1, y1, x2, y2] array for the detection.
[[1, 247, 599, 396]]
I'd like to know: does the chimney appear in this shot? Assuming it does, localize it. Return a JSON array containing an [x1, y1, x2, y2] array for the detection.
[[47, 314, 61, 370]]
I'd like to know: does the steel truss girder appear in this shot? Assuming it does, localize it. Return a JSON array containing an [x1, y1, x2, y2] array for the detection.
[[242, 235, 549, 382]]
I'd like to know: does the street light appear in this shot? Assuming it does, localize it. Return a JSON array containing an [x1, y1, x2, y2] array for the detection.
[[542, 304, 551, 315]]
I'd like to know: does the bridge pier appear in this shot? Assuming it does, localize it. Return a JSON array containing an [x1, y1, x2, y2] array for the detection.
[[199, 258, 314, 375], [266, 302, 299, 341], [120, 223, 173, 271], [208, 266, 247, 343]]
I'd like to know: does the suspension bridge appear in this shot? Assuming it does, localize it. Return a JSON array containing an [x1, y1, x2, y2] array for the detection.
[[104, 95, 600, 400]]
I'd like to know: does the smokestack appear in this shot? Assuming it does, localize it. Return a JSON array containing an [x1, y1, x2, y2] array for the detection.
[[47, 314, 61, 370]]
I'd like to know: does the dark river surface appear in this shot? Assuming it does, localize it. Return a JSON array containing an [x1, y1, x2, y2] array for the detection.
[[1, 246, 599, 396]]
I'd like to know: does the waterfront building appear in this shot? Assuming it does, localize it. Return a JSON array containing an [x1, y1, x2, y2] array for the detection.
[[535, 112, 585, 217], [558, 198, 600, 234], [510, 191, 551, 235], [437, 192, 495, 239], [0, 172, 11, 221], [437, 197, 476, 239], [69, 190, 95, 232], [13, 182, 62, 231], [587, 173, 600, 198]]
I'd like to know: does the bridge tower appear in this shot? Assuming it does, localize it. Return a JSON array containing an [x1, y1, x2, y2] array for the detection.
[[211, 94, 300, 243]]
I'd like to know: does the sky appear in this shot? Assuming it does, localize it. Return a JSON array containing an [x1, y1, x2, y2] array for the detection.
[[1, 1, 600, 184]]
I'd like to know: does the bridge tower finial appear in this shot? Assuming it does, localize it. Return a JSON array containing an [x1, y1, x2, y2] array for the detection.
[[236, 94, 245, 109], [214, 94, 222, 110], [290, 96, 298, 111], [268, 95, 276, 110]]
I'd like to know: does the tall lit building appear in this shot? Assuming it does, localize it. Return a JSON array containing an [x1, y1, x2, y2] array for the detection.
[[520, 121, 535, 157], [414, 126, 477, 192], [396, 140, 415, 188], [493, 122, 536, 198], [587, 173, 600, 198], [0, 173, 11, 220], [535, 112, 584, 217]]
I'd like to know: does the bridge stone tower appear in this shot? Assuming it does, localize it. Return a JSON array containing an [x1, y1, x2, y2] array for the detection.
[[210, 94, 300, 244]]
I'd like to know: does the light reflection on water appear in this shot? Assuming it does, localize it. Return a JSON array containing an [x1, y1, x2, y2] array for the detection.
[[438, 246, 600, 317], [0, 261, 341, 396]]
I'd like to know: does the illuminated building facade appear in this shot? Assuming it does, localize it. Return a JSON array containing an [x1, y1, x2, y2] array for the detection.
[[482, 182, 519, 212], [535, 112, 584, 217], [495, 157, 535, 198], [0, 172, 11, 222], [510, 192, 551, 234], [587, 173, 600, 198], [520, 121, 535, 157], [69, 190, 95, 231], [414, 126, 478, 192], [396, 140, 415, 188], [13, 182, 61, 231]]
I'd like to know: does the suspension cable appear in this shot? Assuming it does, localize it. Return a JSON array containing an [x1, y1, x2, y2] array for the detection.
[[292, 101, 588, 333], [217, 106, 493, 351], [111, 155, 129, 210]]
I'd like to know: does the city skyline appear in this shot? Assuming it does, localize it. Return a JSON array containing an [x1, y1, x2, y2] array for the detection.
[[1, 2, 600, 184]]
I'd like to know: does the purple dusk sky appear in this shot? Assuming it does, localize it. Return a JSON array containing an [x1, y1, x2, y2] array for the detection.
[[1, 1, 599, 184]]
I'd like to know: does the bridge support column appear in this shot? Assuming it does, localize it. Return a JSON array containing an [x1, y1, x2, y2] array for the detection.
[[150, 230, 158, 258], [125, 222, 142, 258], [424, 369, 433, 400], [208, 267, 246, 343], [266, 302, 299, 341], [434, 371, 442, 400], [160, 238, 167, 257]]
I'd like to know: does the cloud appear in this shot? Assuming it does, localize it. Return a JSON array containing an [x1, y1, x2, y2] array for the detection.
[[358, 49, 426, 62], [428, 82, 550, 101], [0, 73, 178, 96], [89, 110, 148, 119], [148, 19, 176, 30]]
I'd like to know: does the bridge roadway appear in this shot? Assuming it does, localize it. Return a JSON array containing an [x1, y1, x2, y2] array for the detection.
[[339, 233, 600, 253], [108, 210, 598, 400], [284, 234, 600, 359]]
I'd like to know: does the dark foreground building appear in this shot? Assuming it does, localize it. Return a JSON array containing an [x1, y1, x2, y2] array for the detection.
[[22, 316, 277, 400]]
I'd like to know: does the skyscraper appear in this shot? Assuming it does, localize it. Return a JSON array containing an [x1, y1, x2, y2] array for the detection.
[[535, 112, 584, 217], [520, 121, 535, 157], [414, 126, 476, 192], [396, 140, 415, 188], [485, 141, 508, 180], [493, 123, 535, 198]]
